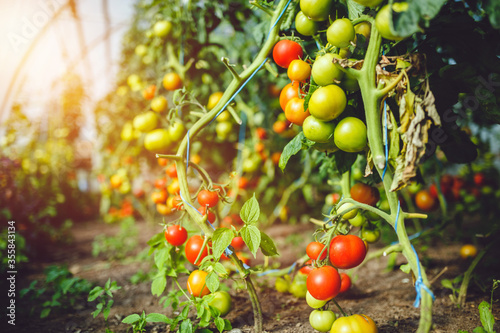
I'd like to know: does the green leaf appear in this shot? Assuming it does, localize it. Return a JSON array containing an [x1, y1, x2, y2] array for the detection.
[[87, 286, 103, 301], [458, 330, 469, 333], [154, 247, 170, 270], [240, 194, 260, 225], [212, 262, 227, 276], [259, 231, 279, 256], [103, 300, 112, 320], [151, 274, 167, 297], [122, 313, 141, 324], [179, 319, 194, 333], [399, 263, 411, 274], [347, 0, 366, 20], [279, 132, 305, 171], [61, 277, 78, 294], [212, 228, 234, 260], [40, 307, 51, 318], [224, 319, 232, 330], [333, 150, 357, 175], [205, 271, 220, 293], [241, 225, 261, 258], [473, 328, 487, 333], [215, 316, 225, 333], [484, 0, 500, 29], [146, 313, 170, 323], [478, 301, 496, 333], [440, 279, 454, 290], [392, 0, 447, 37]]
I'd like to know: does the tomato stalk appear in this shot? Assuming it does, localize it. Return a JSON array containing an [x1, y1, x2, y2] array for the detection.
[[172, 1, 292, 332], [351, 20, 433, 333]]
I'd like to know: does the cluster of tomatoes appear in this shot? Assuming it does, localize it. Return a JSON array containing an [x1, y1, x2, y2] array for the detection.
[[163, 223, 233, 317]]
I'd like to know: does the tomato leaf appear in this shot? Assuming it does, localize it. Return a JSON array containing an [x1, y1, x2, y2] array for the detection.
[[146, 313, 171, 324], [205, 271, 220, 293], [347, 0, 366, 20], [151, 271, 167, 296], [240, 194, 260, 225], [179, 319, 194, 333], [399, 263, 411, 274], [212, 228, 234, 260], [259, 231, 279, 256], [212, 262, 227, 276], [334, 150, 358, 175], [478, 301, 496, 333], [279, 132, 305, 171], [215, 316, 225, 333], [391, 0, 447, 37], [440, 279, 454, 290], [240, 225, 261, 258], [122, 314, 141, 324], [154, 247, 170, 270]]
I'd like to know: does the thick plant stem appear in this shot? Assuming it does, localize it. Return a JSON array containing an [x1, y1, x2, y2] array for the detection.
[[359, 24, 433, 333]]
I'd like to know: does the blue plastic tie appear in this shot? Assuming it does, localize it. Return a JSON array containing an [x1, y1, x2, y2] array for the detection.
[[392, 201, 435, 307], [267, 0, 293, 39]]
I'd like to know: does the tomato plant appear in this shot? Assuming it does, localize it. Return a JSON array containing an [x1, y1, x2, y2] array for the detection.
[[350, 183, 380, 206], [308, 85, 347, 121], [333, 117, 367, 153], [162, 72, 183, 91]]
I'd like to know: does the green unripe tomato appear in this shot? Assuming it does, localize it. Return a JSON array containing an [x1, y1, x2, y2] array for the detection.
[[300, 0, 334, 22], [327, 18, 355, 48], [144, 129, 171, 151], [153, 20, 172, 38], [311, 53, 344, 86], [121, 122, 134, 141], [309, 85, 347, 122], [295, 11, 319, 36], [290, 273, 308, 298], [348, 212, 366, 227], [375, 3, 410, 41], [351, 0, 383, 8], [309, 310, 336, 332], [216, 121, 233, 140], [306, 291, 327, 308], [133, 111, 158, 133], [168, 121, 185, 142], [208, 291, 232, 316], [333, 117, 367, 152], [338, 202, 358, 220], [303, 115, 336, 143], [361, 227, 381, 243], [275, 275, 291, 293], [341, 69, 360, 92], [134, 44, 147, 57]]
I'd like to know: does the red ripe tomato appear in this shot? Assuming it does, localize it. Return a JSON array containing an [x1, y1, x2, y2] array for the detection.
[[429, 184, 438, 199], [151, 190, 168, 204], [164, 225, 188, 246], [198, 206, 216, 223], [299, 259, 313, 275], [306, 266, 341, 301], [350, 183, 380, 206], [198, 189, 219, 208], [415, 190, 436, 211], [238, 176, 250, 190], [231, 236, 245, 250], [154, 178, 167, 189], [285, 97, 310, 126], [339, 272, 351, 293], [273, 40, 303, 68], [166, 164, 178, 178], [306, 241, 327, 260], [158, 157, 168, 166], [474, 172, 486, 187], [187, 270, 210, 297], [185, 235, 209, 265], [329, 235, 367, 269], [256, 127, 267, 140]]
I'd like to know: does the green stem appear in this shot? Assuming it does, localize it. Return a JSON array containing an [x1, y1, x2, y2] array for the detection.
[[359, 23, 433, 333], [457, 245, 491, 307]]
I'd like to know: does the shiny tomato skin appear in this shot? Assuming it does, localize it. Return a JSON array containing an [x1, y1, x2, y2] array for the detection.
[[415, 190, 436, 211], [350, 182, 380, 206], [273, 40, 303, 68], [198, 189, 219, 208], [306, 266, 341, 301], [165, 225, 188, 246], [330, 314, 378, 333], [300, 0, 334, 21], [185, 235, 209, 266], [303, 115, 336, 143], [231, 236, 245, 251], [295, 11, 319, 36], [163, 72, 183, 91], [333, 117, 367, 152], [279, 81, 302, 111], [306, 241, 327, 260], [287, 59, 311, 82], [339, 272, 351, 293], [284, 97, 310, 126], [329, 235, 366, 269], [309, 85, 347, 121], [187, 270, 210, 297]]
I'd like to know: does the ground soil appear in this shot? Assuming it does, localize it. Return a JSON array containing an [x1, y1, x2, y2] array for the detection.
[[7, 219, 500, 333]]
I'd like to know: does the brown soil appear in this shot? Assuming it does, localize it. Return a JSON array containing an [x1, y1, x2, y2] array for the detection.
[[8, 219, 500, 333]]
